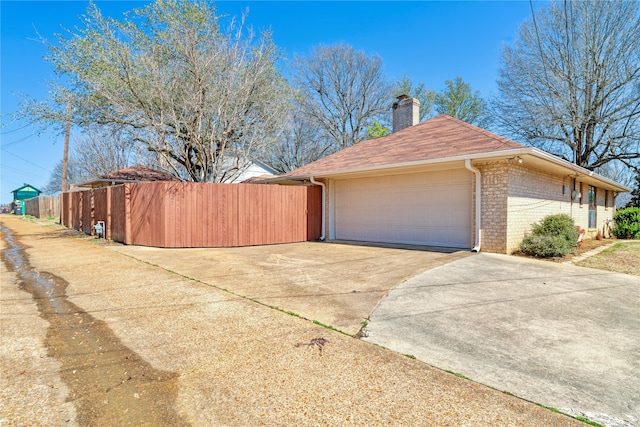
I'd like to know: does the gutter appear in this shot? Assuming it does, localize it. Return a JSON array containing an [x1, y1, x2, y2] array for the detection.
[[263, 147, 630, 192], [309, 176, 326, 241], [465, 159, 482, 252], [528, 148, 630, 192]]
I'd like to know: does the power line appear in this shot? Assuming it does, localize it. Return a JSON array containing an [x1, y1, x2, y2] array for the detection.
[[1, 148, 53, 172], [0, 133, 34, 148], [0, 124, 33, 135], [0, 163, 48, 181]]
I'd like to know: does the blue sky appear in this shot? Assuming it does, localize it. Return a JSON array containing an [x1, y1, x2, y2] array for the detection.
[[1, 0, 541, 204]]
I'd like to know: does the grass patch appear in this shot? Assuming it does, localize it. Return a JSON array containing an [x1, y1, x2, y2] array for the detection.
[[445, 370, 470, 380], [597, 242, 623, 255], [403, 354, 416, 360], [575, 417, 603, 426], [312, 320, 349, 336], [577, 241, 640, 276], [535, 403, 564, 415], [535, 404, 603, 427]]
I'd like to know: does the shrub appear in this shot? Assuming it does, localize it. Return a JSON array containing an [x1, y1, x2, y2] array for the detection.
[[519, 214, 579, 258], [520, 234, 574, 258], [612, 207, 640, 239]]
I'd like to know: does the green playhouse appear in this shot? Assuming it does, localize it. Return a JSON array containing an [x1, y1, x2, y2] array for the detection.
[[9, 184, 41, 215]]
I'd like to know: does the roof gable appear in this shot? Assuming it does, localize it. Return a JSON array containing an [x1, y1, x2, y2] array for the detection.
[[286, 115, 525, 176], [11, 184, 41, 194]]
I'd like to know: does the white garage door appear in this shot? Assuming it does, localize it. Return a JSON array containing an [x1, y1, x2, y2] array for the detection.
[[334, 169, 472, 248]]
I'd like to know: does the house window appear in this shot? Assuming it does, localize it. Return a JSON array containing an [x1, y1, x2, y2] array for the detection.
[[588, 186, 596, 228], [605, 190, 609, 209]]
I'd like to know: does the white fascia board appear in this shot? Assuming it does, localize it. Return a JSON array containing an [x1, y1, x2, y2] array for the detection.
[[267, 147, 631, 192], [291, 149, 532, 179], [527, 148, 632, 192]]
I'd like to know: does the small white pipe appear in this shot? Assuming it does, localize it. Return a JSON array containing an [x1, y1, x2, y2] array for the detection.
[[309, 176, 326, 241], [465, 159, 481, 252]]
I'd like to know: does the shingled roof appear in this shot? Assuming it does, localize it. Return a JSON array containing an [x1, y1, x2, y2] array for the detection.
[[285, 114, 525, 177], [78, 165, 180, 188]]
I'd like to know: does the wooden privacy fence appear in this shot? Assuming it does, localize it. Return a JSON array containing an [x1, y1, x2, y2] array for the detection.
[[24, 195, 61, 219], [61, 182, 322, 248]]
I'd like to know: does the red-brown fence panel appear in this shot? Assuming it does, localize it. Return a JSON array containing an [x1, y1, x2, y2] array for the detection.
[[307, 185, 322, 240], [81, 190, 93, 234], [93, 187, 109, 238], [71, 191, 83, 231], [61, 193, 70, 227], [129, 181, 168, 247], [60, 182, 323, 248], [110, 185, 127, 244]]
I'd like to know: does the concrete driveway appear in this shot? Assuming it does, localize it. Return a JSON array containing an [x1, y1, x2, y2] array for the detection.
[[363, 252, 640, 427], [109, 241, 471, 335]]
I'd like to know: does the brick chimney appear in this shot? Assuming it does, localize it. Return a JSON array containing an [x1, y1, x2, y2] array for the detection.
[[392, 95, 420, 133]]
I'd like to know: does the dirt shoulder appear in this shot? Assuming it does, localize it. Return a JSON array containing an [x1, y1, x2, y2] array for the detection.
[[1, 216, 582, 426]]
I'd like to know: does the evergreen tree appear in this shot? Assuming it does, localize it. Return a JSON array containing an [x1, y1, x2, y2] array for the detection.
[[627, 171, 640, 208]]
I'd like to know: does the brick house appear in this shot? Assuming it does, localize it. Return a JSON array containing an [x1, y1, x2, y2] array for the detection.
[[264, 96, 631, 254]]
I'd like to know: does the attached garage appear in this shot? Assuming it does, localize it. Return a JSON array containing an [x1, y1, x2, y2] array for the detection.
[[332, 168, 473, 248], [261, 104, 630, 253]]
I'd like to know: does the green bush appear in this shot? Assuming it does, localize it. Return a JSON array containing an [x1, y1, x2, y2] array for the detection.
[[612, 207, 640, 239], [519, 214, 579, 258], [520, 235, 574, 258]]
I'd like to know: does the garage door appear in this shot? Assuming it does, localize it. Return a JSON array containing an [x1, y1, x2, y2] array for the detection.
[[334, 169, 472, 248]]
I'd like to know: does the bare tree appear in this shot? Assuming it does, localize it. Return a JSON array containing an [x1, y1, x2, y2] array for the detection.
[[72, 125, 140, 178], [293, 43, 393, 150], [27, 0, 290, 183], [270, 103, 336, 173], [43, 159, 92, 194], [493, 0, 640, 171]]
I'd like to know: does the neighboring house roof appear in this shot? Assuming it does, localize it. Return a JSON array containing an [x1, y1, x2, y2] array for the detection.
[[252, 160, 278, 176], [232, 160, 277, 184], [78, 165, 180, 188], [271, 114, 630, 192], [11, 183, 42, 195], [78, 161, 277, 187], [11, 184, 41, 204]]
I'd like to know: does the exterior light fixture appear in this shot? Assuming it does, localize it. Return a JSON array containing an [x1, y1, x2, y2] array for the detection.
[[506, 156, 524, 164]]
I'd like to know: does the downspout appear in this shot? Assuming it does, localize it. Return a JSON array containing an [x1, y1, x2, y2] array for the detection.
[[309, 176, 326, 241], [465, 159, 481, 252]]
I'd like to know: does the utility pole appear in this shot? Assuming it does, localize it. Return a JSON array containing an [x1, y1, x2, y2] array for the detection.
[[61, 100, 71, 193]]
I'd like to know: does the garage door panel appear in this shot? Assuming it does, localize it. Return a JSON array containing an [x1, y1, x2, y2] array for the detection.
[[334, 169, 472, 248]]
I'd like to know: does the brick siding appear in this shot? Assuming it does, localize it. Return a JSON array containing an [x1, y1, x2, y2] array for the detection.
[[477, 162, 615, 253], [476, 162, 509, 253], [505, 165, 574, 253]]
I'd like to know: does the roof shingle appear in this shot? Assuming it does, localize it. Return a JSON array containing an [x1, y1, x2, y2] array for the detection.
[[286, 115, 525, 176], [97, 165, 179, 182]]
